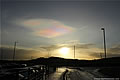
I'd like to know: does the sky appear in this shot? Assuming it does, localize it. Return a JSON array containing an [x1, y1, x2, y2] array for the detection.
[[0, 0, 120, 60]]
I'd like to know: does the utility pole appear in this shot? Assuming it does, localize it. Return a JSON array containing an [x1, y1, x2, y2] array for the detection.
[[48, 49, 50, 58], [13, 41, 18, 61], [100, 53, 102, 59], [74, 45, 75, 59], [101, 28, 107, 58], [31, 56, 33, 60], [46, 48, 50, 58], [1, 47, 3, 60]]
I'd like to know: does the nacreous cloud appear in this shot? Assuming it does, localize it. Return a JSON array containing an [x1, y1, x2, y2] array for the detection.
[[17, 19, 75, 38]]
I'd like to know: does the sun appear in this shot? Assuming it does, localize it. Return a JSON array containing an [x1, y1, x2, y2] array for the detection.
[[59, 47, 69, 55]]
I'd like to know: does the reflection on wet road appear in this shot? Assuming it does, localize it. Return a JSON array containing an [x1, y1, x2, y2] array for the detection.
[[66, 69, 95, 80], [47, 67, 104, 80], [46, 67, 66, 80]]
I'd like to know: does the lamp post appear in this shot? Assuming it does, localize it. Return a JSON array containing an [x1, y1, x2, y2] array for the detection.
[[101, 28, 107, 58]]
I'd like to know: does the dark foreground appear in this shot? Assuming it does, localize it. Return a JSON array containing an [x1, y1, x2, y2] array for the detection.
[[0, 57, 120, 80]]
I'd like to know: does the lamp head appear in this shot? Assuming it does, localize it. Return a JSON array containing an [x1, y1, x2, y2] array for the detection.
[[101, 28, 104, 30]]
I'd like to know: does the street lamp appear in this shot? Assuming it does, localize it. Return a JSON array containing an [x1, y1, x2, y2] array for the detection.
[[101, 28, 107, 58]]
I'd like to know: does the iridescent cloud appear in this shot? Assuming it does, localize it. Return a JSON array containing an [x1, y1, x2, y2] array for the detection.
[[19, 19, 74, 38]]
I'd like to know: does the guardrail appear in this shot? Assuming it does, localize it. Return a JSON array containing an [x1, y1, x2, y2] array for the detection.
[[0, 65, 49, 80], [0, 65, 57, 80], [18, 65, 47, 80]]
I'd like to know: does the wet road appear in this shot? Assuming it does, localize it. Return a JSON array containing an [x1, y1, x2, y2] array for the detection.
[[65, 68, 103, 80], [46, 67, 67, 80], [47, 67, 104, 80]]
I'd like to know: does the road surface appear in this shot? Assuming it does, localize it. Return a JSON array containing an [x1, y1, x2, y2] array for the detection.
[[46, 67, 66, 80], [47, 67, 105, 80]]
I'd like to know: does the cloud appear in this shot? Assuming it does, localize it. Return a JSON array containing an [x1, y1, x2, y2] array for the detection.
[[76, 43, 95, 49], [38, 43, 99, 59], [107, 44, 120, 57], [90, 52, 120, 59], [39, 43, 94, 50], [16, 18, 75, 38], [89, 44, 120, 58], [0, 46, 48, 60], [39, 43, 96, 52], [1, 44, 120, 60], [90, 52, 103, 58], [39, 44, 69, 50], [108, 44, 120, 53]]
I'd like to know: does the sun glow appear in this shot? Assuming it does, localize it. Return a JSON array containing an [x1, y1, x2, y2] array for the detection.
[[59, 47, 69, 55]]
